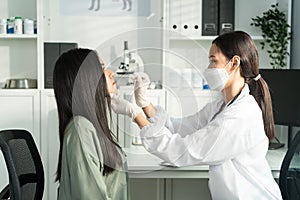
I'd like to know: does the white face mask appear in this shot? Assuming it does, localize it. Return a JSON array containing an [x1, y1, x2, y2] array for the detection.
[[203, 61, 231, 92]]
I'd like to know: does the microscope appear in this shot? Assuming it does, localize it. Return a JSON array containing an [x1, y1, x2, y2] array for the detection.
[[116, 41, 144, 75]]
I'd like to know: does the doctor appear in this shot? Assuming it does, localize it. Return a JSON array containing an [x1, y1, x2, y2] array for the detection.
[[111, 31, 282, 199]]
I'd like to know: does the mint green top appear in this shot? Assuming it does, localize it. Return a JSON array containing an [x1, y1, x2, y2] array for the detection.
[[58, 116, 129, 200]]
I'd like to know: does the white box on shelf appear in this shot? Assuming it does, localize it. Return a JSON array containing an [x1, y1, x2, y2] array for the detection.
[[180, 0, 201, 37], [169, 0, 182, 35]]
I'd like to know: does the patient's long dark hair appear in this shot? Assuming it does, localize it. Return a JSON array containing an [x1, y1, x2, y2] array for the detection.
[[53, 48, 122, 181], [213, 31, 275, 141]]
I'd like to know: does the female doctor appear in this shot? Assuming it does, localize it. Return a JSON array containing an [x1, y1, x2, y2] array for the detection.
[[111, 31, 282, 199]]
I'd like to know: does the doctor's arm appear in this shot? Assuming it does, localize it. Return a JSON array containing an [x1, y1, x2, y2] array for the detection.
[[141, 104, 204, 136], [142, 101, 220, 136], [139, 107, 262, 167], [111, 93, 258, 166]]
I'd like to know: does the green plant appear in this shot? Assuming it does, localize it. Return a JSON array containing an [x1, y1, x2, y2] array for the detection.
[[251, 3, 291, 69]]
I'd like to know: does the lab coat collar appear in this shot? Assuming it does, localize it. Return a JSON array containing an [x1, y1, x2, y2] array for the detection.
[[225, 83, 249, 107]]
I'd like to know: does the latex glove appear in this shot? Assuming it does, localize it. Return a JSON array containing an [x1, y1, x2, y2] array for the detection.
[[133, 72, 151, 108], [111, 94, 142, 120]]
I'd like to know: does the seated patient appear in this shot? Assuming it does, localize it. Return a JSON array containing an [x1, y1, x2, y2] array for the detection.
[[53, 48, 129, 200]]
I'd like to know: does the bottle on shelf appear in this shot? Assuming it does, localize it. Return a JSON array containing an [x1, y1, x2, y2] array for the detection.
[[14, 16, 23, 34], [24, 19, 34, 34], [7, 17, 14, 34], [202, 80, 210, 90], [34, 19, 37, 34], [0, 19, 7, 34]]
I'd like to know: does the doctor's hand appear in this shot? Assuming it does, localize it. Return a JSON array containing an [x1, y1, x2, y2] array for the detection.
[[133, 72, 151, 108], [111, 94, 143, 120]]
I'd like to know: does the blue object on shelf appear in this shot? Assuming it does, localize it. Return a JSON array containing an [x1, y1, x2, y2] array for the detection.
[[203, 84, 210, 90]]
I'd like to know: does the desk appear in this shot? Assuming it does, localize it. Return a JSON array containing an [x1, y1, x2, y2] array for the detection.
[[126, 146, 287, 200], [126, 146, 287, 179]]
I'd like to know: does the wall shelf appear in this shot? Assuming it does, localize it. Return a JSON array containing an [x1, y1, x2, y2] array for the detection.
[[169, 35, 264, 41], [0, 89, 39, 95], [0, 34, 38, 39], [169, 36, 217, 41]]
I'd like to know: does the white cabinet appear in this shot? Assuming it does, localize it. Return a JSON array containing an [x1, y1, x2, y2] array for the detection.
[[40, 90, 59, 200], [0, 89, 40, 191], [0, 90, 40, 142], [165, 179, 211, 200], [130, 179, 165, 200]]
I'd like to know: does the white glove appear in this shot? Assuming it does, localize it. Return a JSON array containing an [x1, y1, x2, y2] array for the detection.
[[111, 94, 142, 120], [133, 72, 151, 108]]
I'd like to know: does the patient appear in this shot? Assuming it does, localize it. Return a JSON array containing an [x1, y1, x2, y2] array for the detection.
[[53, 48, 129, 199]]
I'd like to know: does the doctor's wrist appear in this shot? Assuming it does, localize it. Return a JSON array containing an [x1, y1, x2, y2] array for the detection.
[[142, 103, 157, 118], [134, 113, 150, 128]]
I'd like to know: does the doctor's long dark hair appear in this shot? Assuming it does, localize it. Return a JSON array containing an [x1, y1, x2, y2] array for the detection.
[[53, 48, 122, 181], [212, 31, 275, 141]]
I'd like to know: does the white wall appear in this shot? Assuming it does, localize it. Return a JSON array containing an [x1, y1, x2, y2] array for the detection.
[[43, 0, 163, 82], [291, 0, 300, 69]]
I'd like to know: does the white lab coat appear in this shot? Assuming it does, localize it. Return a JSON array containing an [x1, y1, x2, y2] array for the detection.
[[140, 84, 282, 200]]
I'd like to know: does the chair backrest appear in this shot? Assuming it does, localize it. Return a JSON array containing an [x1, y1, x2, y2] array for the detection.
[[279, 130, 300, 200], [0, 129, 44, 200]]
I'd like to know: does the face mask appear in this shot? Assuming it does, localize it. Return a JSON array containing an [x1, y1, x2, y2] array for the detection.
[[203, 61, 231, 92]]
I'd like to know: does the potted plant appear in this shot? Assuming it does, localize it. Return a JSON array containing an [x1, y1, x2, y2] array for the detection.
[[251, 3, 291, 69]]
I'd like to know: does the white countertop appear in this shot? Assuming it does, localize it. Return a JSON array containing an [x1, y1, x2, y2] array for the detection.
[[125, 146, 287, 179]]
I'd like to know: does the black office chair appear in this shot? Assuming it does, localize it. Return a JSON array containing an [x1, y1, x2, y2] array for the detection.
[[279, 130, 300, 200], [0, 129, 44, 200]]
